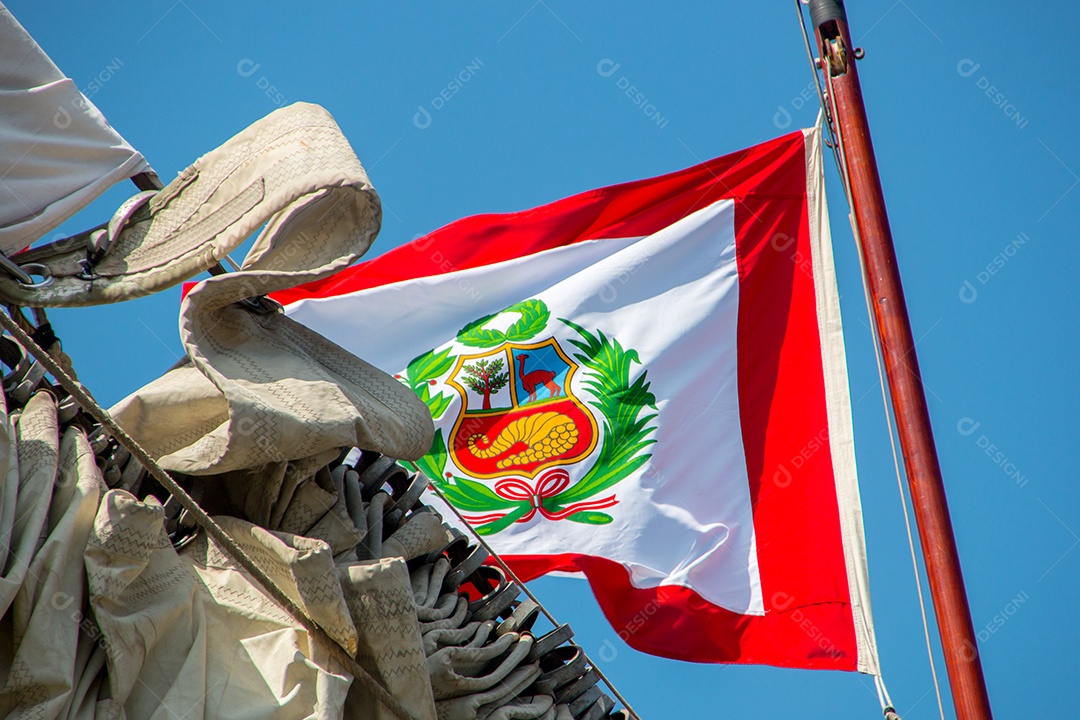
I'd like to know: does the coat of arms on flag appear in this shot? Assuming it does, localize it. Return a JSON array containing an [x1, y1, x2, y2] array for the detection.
[[398, 298, 656, 535], [279, 124, 881, 674]]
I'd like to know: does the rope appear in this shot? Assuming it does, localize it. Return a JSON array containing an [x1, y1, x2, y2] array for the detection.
[[814, 40, 946, 720], [426, 481, 643, 720], [866, 332, 945, 720], [875, 674, 896, 712], [795, 0, 845, 174], [0, 307, 421, 720]]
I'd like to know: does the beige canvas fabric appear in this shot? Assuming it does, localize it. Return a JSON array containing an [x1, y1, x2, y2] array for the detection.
[[0, 388, 439, 720], [0, 395, 118, 720], [339, 558, 433, 720], [0, 384, 611, 719], [104, 103, 433, 472], [0, 390, 57, 618], [0, 4, 149, 256], [109, 297, 433, 473], [0, 102, 363, 307], [0, 99, 611, 719], [87, 497, 357, 719], [0, 99, 439, 715]]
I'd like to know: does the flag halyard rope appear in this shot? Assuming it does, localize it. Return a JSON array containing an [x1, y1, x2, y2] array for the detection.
[[796, 0, 846, 179]]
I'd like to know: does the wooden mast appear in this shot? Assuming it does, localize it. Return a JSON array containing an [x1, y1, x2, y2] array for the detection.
[[805, 2, 994, 717]]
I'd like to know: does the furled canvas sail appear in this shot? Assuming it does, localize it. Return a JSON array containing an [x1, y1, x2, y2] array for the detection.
[[0, 4, 148, 255], [0, 103, 623, 719]]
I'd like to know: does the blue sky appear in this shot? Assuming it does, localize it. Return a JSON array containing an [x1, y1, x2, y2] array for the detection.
[[7, 1, 1077, 717]]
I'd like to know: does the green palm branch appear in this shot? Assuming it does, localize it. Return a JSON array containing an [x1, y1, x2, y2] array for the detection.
[[552, 319, 658, 506]]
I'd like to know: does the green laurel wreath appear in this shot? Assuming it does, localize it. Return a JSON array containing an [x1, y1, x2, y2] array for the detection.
[[399, 300, 658, 536], [456, 299, 550, 348]]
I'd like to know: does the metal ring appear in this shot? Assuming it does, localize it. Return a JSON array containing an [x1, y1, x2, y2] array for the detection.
[[16, 263, 54, 288]]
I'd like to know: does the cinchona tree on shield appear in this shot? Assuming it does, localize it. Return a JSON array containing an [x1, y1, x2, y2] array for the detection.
[[461, 357, 509, 410]]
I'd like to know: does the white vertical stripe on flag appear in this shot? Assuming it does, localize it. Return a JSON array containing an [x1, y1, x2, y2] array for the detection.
[[803, 125, 881, 675], [287, 198, 766, 615]]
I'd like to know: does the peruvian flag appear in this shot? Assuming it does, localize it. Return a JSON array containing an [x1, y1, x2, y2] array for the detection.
[[277, 126, 880, 674]]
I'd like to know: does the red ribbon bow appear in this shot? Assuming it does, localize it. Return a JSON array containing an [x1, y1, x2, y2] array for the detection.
[[463, 468, 617, 525]]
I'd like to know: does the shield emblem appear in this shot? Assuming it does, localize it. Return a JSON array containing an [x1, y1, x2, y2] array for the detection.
[[446, 338, 598, 479]]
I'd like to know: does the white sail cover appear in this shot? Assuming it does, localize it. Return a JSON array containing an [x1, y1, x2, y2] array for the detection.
[[0, 4, 148, 255]]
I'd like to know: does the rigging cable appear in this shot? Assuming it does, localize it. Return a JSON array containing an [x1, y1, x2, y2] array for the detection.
[[796, 1, 944, 718], [796, 0, 843, 166]]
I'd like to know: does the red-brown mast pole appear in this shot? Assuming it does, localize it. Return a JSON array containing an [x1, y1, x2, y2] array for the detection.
[[806, 1, 993, 717]]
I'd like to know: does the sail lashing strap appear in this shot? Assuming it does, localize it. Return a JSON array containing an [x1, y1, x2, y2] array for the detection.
[[82, 190, 158, 272], [0, 102, 378, 308]]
